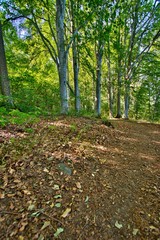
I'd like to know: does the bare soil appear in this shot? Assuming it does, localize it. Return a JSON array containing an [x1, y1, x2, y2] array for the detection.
[[0, 117, 160, 240]]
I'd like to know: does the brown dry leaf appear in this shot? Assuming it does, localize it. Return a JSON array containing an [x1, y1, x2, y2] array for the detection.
[[10, 202, 15, 210], [76, 182, 81, 189], [0, 217, 5, 222], [0, 192, 5, 199], [7, 193, 16, 197], [13, 179, 21, 183], [23, 189, 31, 195], [19, 222, 28, 232], [43, 168, 49, 173], [9, 167, 15, 174], [18, 236, 24, 240], [61, 208, 71, 218], [3, 174, 8, 187]]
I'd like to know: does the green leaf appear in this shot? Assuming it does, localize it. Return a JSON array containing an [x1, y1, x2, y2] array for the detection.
[[41, 221, 51, 230], [61, 208, 71, 218], [28, 204, 35, 211], [54, 194, 62, 199], [58, 163, 72, 175], [85, 196, 89, 203], [54, 228, 64, 238], [53, 184, 60, 190], [55, 203, 61, 208], [133, 229, 139, 236], [115, 221, 123, 229]]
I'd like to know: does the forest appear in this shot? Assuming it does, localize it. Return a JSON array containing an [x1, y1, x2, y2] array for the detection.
[[0, 1, 160, 240], [0, 0, 159, 123]]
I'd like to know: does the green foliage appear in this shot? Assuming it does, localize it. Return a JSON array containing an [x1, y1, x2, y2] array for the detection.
[[0, 0, 159, 121], [0, 107, 39, 127]]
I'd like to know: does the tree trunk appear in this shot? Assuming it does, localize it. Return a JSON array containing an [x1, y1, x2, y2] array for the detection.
[[115, 25, 122, 118], [116, 57, 122, 118], [0, 21, 13, 106], [107, 39, 113, 118], [56, 0, 68, 114], [96, 49, 103, 117], [124, 80, 130, 119], [71, 1, 80, 112]]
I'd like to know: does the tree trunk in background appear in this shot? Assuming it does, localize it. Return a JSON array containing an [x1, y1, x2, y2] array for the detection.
[[107, 38, 113, 118], [56, 0, 68, 114], [95, 42, 103, 117], [124, 80, 130, 119], [124, 1, 139, 119], [0, 21, 13, 106], [115, 24, 122, 118], [71, 1, 80, 112], [116, 56, 122, 118]]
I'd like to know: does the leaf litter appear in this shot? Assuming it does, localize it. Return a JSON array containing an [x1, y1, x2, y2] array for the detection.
[[0, 116, 160, 239]]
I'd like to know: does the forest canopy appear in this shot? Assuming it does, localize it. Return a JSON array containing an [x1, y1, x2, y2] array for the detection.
[[0, 0, 160, 122]]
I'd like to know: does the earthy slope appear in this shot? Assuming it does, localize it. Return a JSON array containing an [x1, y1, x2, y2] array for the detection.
[[0, 117, 160, 240]]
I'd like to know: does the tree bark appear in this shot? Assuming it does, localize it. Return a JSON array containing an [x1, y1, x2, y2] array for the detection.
[[71, 1, 81, 112], [124, 80, 130, 119], [0, 21, 13, 106], [56, 0, 68, 114], [95, 43, 103, 117], [116, 56, 122, 118], [107, 39, 113, 118]]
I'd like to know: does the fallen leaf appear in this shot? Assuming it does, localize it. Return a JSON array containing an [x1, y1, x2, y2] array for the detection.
[[61, 208, 71, 218], [0, 192, 5, 199], [76, 182, 81, 189], [41, 221, 51, 230], [50, 202, 54, 208], [115, 221, 123, 229], [38, 234, 44, 240], [54, 194, 62, 199], [8, 193, 16, 197], [23, 190, 31, 195], [3, 175, 8, 187], [43, 168, 49, 173], [55, 203, 61, 208], [18, 236, 24, 240], [133, 228, 139, 236], [19, 222, 28, 232], [9, 168, 15, 174], [58, 163, 72, 175], [10, 202, 15, 210], [85, 196, 89, 203], [53, 184, 60, 190], [28, 204, 35, 211], [54, 228, 64, 238], [0, 217, 5, 222]]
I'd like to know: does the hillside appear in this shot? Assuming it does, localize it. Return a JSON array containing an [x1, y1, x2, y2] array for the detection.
[[0, 117, 159, 240]]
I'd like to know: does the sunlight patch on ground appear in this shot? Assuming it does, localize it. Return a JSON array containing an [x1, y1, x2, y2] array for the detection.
[[138, 153, 155, 161], [151, 140, 160, 147], [150, 130, 160, 135], [47, 121, 72, 128], [120, 136, 139, 142]]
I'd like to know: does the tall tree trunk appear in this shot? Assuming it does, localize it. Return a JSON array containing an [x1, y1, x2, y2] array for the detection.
[[124, 1, 139, 118], [0, 21, 13, 106], [124, 80, 130, 119], [115, 25, 122, 118], [71, 1, 80, 112], [95, 43, 103, 117], [56, 0, 68, 114], [116, 57, 122, 118], [107, 39, 113, 118]]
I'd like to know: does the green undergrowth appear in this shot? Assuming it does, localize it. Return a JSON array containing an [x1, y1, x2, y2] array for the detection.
[[0, 107, 39, 127]]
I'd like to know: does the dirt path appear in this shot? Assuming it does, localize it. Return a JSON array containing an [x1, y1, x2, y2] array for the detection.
[[0, 117, 159, 240]]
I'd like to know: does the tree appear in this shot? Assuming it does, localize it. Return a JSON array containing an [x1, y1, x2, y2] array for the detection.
[[0, 20, 13, 106], [56, 0, 68, 114]]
